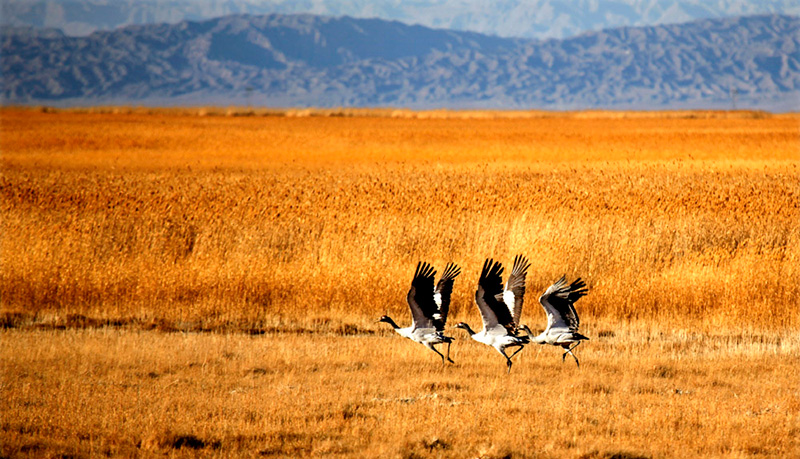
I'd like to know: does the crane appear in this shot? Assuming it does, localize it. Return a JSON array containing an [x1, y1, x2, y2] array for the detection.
[[455, 255, 531, 373], [521, 275, 589, 367], [379, 261, 461, 364]]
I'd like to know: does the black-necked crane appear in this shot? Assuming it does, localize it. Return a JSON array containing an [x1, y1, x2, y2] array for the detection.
[[520, 275, 589, 367], [454, 255, 531, 373], [379, 261, 461, 364]]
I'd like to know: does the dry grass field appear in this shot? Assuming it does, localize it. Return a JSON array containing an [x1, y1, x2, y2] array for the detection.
[[1, 107, 799, 457]]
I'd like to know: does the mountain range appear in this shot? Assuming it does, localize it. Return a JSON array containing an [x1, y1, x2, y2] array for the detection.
[[2, 13, 798, 110], [3, 0, 798, 39]]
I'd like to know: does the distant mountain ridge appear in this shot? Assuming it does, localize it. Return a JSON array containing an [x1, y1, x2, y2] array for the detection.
[[2, 13, 798, 110], [2, 0, 798, 39]]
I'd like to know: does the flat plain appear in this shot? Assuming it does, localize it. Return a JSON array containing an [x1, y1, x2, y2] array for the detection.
[[1, 107, 799, 458]]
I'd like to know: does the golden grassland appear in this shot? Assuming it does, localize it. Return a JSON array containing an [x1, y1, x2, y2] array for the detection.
[[2, 328, 798, 458], [1, 107, 799, 457]]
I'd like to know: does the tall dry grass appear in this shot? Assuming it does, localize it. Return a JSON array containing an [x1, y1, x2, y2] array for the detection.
[[1, 108, 798, 332], [1, 108, 799, 458]]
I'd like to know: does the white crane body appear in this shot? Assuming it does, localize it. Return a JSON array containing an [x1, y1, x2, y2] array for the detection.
[[380, 262, 461, 364], [456, 255, 531, 373], [521, 275, 590, 367]]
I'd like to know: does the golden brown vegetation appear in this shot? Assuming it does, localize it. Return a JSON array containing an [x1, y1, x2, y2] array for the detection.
[[2, 328, 798, 458], [1, 107, 799, 457], [2, 108, 798, 329]]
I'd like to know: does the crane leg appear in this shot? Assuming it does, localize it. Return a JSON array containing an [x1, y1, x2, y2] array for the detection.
[[568, 350, 580, 368], [508, 344, 525, 360], [429, 344, 449, 366], [561, 342, 581, 368], [434, 347, 446, 365], [499, 349, 514, 374], [445, 341, 455, 364]]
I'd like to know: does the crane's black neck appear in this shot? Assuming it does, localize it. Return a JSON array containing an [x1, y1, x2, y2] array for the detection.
[[459, 323, 477, 335], [382, 316, 400, 329]]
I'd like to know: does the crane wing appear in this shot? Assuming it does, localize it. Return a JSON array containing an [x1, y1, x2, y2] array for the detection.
[[495, 254, 530, 332], [538, 275, 588, 334], [475, 258, 514, 332], [406, 262, 437, 330], [433, 262, 461, 331]]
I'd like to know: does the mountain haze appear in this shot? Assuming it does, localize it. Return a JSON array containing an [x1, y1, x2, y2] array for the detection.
[[2, 13, 798, 110]]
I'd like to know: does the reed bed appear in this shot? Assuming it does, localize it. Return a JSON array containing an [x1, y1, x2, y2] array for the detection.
[[2, 108, 798, 333], [2, 107, 799, 458]]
